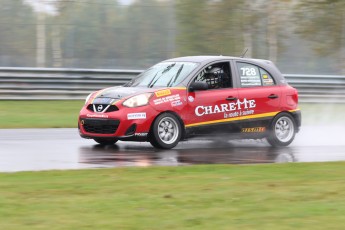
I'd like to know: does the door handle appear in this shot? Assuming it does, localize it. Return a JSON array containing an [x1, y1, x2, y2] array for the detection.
[[268, 94, 279, 99], [226, 97, 237, 101]]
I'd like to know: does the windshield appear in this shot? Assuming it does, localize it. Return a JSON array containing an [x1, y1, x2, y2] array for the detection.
[[125, 62, 198, 88]]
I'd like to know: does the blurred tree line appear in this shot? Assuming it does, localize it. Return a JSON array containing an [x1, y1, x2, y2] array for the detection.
[[0, 0, 344, 74]]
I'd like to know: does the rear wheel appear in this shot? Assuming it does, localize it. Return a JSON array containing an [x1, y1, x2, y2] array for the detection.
[[267, 113, 296, 147], [149, 113, 182, 149], [94, 138, 118, 145]]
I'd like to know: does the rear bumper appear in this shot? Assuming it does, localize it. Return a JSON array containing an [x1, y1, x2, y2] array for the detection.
[[291, 110, 302, 133]]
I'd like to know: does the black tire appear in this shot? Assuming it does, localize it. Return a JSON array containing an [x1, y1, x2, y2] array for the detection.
[[267, 112, 296, 147], [149, 113, 182, 149], [94, 138, 118, 145]]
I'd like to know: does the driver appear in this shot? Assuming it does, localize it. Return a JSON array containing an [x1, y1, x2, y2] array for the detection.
[[204, 67, 223, 89]]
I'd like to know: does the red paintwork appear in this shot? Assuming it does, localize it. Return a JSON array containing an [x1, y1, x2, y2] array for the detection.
[[78, 84, 298, 139]]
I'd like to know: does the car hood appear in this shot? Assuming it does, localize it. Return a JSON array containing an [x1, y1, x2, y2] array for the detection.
[[94, 86, 156, 100]]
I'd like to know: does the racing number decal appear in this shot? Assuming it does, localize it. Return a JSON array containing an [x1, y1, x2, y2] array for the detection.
[[240, 67, 257, 76], [237, 63, 261, 87]]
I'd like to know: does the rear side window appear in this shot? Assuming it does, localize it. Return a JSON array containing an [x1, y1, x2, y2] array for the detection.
[[260, 68, 275, 86], [237, 62, 275, 87]]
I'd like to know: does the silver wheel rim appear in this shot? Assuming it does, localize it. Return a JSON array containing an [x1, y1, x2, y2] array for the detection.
[[158, 117, 179, 145], [274, 116, 294, 143]]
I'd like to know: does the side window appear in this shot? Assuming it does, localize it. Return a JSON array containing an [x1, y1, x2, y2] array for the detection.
[[193, 62, 232, 89], [237, 62, 261, 87], [260, 68, 275, 86], [237, 62, 275, 87]]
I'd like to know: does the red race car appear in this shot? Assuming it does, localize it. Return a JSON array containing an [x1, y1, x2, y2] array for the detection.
[[79, 56, 301, 149]]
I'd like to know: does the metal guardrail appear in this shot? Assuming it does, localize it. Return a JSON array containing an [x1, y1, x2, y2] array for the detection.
[[0, 67, 344, 103], [284, 74, 345, 103], [0, 67, 140, 100]]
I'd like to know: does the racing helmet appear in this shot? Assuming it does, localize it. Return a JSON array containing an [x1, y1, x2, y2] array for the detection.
[[204, 67, 223, 89]]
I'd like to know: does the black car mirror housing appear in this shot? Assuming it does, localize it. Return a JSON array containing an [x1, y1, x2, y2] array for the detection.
[[189, 81, 209, 92]]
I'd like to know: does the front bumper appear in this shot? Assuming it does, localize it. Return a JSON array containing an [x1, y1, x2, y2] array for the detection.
[[78, 105, 157, 141]]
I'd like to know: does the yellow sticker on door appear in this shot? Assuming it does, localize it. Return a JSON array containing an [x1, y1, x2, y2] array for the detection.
[[155, 89, 171, 97], [241, 127, 266, 133]]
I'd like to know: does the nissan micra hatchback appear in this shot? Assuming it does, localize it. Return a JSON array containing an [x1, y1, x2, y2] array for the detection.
[[79, 56, 301, 149]]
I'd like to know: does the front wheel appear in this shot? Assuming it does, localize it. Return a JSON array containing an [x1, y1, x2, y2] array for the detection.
[[94, 138, 118, 145], [149, 113, 182, 149], [267, 113, 296, 147]]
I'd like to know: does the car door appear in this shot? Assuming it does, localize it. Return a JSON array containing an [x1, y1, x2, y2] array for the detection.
[[234, 61, 282, 132], [182, 61, 240, 136]]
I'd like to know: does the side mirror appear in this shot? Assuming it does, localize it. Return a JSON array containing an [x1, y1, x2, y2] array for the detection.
[[189, 81, 208, 92]]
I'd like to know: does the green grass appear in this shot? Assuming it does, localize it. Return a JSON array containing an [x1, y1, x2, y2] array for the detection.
[[0, 100, 84, 128], [0, 101, 345, 128], [0, 163, 345, 229]]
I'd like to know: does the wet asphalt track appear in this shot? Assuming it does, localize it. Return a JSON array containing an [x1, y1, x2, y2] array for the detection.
[[0, 125, 344, 172]]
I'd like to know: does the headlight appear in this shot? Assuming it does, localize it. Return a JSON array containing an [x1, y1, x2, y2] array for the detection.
[[123, 93, 153, 108], [85, 93, 93, 104]]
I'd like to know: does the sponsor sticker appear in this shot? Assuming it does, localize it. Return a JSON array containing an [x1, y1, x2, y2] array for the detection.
[[153, 94, 181, 105], [86, 114, 109, 118], [263, 78, 274, 85], [135, 133, 148, 137], [127, 113, 146, 120], [195, 98, 256, 117], [188, 96, 194, 102], [93, 97, 113, 104], [155, 89, 171, 97], [171, 100, 183, 107], [241, 127, 266, 133]]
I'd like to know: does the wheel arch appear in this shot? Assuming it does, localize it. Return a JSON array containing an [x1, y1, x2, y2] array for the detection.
[[271, 110, 300, 130], [148, 110, 186, 140], [266, 111, 297, 147]]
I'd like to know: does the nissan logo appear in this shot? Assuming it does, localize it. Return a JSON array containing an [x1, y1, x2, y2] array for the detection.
[[97, 105, 103, 112]]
